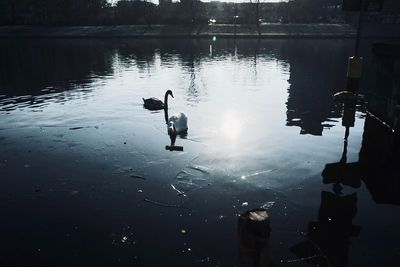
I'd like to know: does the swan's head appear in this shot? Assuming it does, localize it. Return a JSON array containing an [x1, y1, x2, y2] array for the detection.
[[166, 90, 174, 98]]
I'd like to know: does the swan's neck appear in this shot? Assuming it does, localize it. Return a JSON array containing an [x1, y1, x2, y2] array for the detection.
[[164, 92, 170, 124], [164, 92, 170, 109]]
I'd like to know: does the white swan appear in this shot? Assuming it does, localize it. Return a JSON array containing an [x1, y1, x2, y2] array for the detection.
[[168, 112, 188, 134], [164, 90, 188, 135]]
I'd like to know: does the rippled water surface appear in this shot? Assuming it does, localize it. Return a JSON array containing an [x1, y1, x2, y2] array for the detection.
[[0, 39, 399, 266]]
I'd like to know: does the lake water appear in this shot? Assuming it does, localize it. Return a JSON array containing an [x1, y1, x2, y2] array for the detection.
[[0, 38, 399, 266]]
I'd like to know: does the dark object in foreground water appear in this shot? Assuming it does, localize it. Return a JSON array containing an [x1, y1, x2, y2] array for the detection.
[[238, 208, 271, 267], [165, 145, 183, 151]]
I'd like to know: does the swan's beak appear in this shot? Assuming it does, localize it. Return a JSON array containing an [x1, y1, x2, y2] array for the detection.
[[171, 92, 174, 98]]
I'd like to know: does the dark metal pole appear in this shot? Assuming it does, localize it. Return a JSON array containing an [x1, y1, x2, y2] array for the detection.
[[354, 0, 365, 57]]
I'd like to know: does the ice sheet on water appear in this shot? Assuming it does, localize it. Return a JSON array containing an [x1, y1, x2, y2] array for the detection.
[[172, 164, 212, 195]]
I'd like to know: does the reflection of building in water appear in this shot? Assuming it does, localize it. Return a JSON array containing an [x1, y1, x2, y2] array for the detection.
[[290, 108, 361, 266], [359, 114, 400, 204], [284, 41, 350, 136], [359, 43, 400, 205], [289, 42, 400, 267], [322, 42, 400, 204], [368, 43, 400, 132], [291, 192, 360, 267]]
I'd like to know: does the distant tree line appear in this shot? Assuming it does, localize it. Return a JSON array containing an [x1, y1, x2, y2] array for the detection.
[[1, 0, 399, 26], [0, 0, 109, 25]]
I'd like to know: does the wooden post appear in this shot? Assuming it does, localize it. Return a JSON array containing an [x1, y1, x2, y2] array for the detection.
[[238, 209, 271, 267]]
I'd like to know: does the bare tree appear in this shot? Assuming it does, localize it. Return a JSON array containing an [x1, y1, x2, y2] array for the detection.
[[250, 0, 261, 34]]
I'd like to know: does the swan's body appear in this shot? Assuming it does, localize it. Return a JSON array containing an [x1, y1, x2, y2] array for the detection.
[[168, 112, 188, 135], [163, 90, 188, 136], [143, 97, 164, 110]]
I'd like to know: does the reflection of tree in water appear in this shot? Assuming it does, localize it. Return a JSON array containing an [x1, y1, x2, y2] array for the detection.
[[184, 48, 203, 105], [0, 39, 116, 111], [284, 41, 351, 136], [116, 41, 156, 71], [163, 39, 207, 105], [0, 39, 115, 96]]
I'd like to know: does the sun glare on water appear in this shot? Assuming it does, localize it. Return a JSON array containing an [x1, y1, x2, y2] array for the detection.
[[221, 111, 244, 141]]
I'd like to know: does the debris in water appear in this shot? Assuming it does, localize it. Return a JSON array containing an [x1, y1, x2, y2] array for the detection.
[[143, 198, 189, 210], [70, 190, 79, 195], [24, 164, 31, 168], [171, 184, 186, 196], [69, 126, 94, 130], [261, 201, 275, 209], [138, 190, 143, 193], [130, 175, 146, 180], [242, 202, 249, 207], [280, 254, 328, 264], [121, 236, 128, 243], [181, 229, 186, 234]]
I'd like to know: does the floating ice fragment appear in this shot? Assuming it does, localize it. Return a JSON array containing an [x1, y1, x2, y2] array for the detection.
[[261, 201, 275, 209]]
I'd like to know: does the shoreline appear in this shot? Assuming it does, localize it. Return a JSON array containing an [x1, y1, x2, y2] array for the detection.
[[1, 24, 400, 39]]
